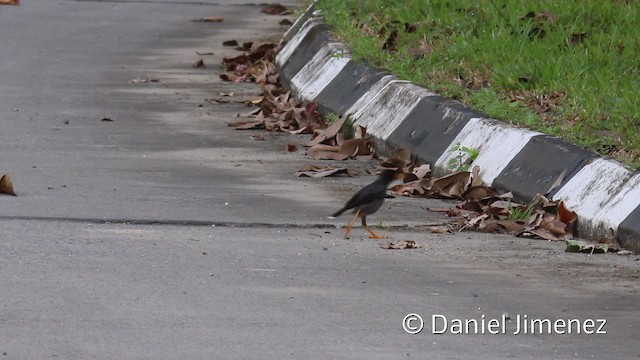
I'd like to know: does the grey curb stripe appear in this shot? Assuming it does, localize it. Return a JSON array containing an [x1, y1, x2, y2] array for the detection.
[[277, 10, 640, 251]]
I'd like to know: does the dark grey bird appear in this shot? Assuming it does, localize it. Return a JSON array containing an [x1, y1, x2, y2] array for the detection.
[[331, 169, 403, 239]]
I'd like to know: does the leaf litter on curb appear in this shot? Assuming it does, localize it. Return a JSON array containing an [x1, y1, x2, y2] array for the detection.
[[213, 28, 601, 252]]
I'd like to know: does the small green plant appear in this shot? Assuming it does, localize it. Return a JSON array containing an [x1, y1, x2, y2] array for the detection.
[[377, 219, 385, 228], [331, 49, 346, 59], [507, 200, 537, 221], [447, 142, 479, 172]]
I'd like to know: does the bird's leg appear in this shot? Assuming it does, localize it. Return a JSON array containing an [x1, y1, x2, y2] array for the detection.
[[344, 209, 360, 239], [362, 216, 385, 239]]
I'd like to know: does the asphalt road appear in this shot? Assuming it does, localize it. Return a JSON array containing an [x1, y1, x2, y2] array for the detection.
[[1, 1, 639, 359]]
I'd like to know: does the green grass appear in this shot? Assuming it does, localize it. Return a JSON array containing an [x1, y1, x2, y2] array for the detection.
[[315, 0, 640, 169]]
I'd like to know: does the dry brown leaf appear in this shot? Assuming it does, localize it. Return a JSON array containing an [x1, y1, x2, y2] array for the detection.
[[481, 200, 511, 217], [219, 73, 239, 82], [516, 228, 568, 241], [430, 171, 471, 199], [0, 0, 19, 5], [463, 214, 489, 231], [309, 150, 349, 161], [481, 220, 527, 234], [286, 144, 298, 152], [308, 143, 340, 152], [540, 215, 568, 236], [307, 115, 348, 147], [427, 226, 451, 234], [557, 201, 577, 227], [339, 138, 371, 156], [0, 174, 17, 196], [193, 59, 205, 68], [470, 165, 483, 187], [380, 240, 421, 250], [354, 125, 367, 139], [200, 16, 224, 22], [412, 164, 431, 179], [227, 120, 265, 130], [279, 19, 293, 26], [462, 186, 497, 201], [295, 165, 355, 178], [261, 4, 292, 15], [222, 40, 239, 46]]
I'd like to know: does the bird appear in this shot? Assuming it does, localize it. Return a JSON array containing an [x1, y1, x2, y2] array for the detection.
[[331, 169, 403, 239]]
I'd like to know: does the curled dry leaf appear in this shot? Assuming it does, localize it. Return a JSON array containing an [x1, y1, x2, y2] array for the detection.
[[0, 174, 17, 196], [0, 0, 19, 5], [286, 144, 298, 152], [295, 164, 356, 178], [430, 171, 471, 199], [222, 40, 239, 47], [462, 185, 497, 201], [193, 59, 206, 68], [380, 240, 421, 250], [279, 19, 293, 26], [412, 164, 431, 180], [557, 201, 577, 226], [199, 16, 224, 22], [338, 138, 371, 157], [354, 125, 367, 139], [227, 120, 265, 130], [307, 115, 348, 147], [481, 220, 527, 234], [261, 4, 292, 15], [516, 228, 569, 241], [427, 225, 451, 234]]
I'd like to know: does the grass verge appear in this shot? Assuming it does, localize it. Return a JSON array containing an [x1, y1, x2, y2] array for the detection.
[[314, 0, 640, 169]]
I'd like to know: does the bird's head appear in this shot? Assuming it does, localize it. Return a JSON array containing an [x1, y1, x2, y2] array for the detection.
[[378, 168, 405, 184]]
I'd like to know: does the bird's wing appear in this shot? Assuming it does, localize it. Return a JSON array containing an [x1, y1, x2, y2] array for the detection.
[[343, 182, 387, 210]]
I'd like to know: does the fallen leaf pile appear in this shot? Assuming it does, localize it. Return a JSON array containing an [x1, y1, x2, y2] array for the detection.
[[211, 18, 589, 249], [375, 148, 580, 241], [217, 31, 376, 166]]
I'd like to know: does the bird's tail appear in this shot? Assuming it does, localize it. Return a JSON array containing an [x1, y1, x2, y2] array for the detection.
[[331, 207, 347, 218]]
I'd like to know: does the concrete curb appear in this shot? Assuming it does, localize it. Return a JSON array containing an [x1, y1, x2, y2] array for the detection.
[[275, 6, 640, 251]]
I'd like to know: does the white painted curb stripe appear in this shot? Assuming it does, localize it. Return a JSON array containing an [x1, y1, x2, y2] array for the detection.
[[275, 18, 323, 69], [434, 118, 542, 185], [283, 2, 317, 41], [553, 158, 640, 235], [291, 42, 351, 102], [346, 79, 433, 139]]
